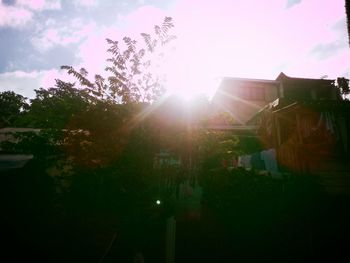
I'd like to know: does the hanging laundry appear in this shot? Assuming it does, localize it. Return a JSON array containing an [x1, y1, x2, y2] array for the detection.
[[251, 152, 265, 170], [260, 149, 278, 174], [240, 155, 252, 170], [237, 156, 242, 167], [232, 156, 238, 168], [222, 158, 228, 168]]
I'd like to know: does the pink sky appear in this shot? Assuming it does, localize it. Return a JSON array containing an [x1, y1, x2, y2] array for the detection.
[[0, 0, 348, 99]]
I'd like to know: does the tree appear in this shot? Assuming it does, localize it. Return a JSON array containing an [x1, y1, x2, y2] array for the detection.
[[62, 16, 176, 104], [0, 91, 28, 128], [337, 77, 350, 98], [25, 79, 92, 129], [195, 130, 240, 170], [63, 102, 135, 168]]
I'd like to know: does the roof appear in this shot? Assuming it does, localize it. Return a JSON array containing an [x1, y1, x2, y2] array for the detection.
[[212, 76, 280, 103], [276, 72, 334, 86], [220, 77, 280, 85], [247, 98, 350, 124], [0, 128, 41, 133], [0, 154, 33, 171], [214, 72, 335, 95]]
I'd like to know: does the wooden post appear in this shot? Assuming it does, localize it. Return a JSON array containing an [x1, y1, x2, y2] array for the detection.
[[275, 116, 281, 146], [165, 216, 176, 263], [295, 112, 303, 172], [295, 112, 302, 144]]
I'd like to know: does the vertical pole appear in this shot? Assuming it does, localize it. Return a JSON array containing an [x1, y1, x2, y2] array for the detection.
[[165, 216, 176, 263]]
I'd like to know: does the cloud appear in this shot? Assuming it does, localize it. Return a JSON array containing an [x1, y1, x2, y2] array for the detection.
[[282, 49, 350, 80], [0, 0, 61, 28], [17, 0, 61, 11], [0, 68, 76, 98], [73, 5, 166, 76], [332, 17, 347, 33], [2, 0, 348, 99], [0, 2, 33, 27], [20, 5, 167, 94], [73, 0, 97, 8], [286, 0, 302, 8], [168, 0, 347, 80], [343, 67, 350, 79], [0, 70, 43, 98], [31, 19, 96, 51], [76, 32, 109, 76], [121, 5, 167, 37], [309, 18, 348, 60], [309, 40, 346, 60]]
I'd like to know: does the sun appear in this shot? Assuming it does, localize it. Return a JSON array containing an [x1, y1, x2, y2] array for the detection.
[[161, 51, 218, 101], [165, 71, 219, 102], [165, 75, 200, 101]]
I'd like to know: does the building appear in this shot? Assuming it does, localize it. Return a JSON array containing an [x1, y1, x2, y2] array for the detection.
[[211, 72, 342, 125], [212, 73, 350, 193], [211, 77, 280, 125], [276, 72, 341, 101]]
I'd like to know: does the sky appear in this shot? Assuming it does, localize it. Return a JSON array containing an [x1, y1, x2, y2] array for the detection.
[[0, 0, 348, 100]]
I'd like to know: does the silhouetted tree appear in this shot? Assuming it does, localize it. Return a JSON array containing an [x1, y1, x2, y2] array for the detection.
[[0, 91, 28, 128], [337, 77, 350, 98], [62, 16, 176, 104], [24, 79, 91, 129]]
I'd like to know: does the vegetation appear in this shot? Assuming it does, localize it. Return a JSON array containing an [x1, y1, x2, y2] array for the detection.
[[0, 91, 28, 127], [2, 15, 348, 262], [61, 16, 176, 104]]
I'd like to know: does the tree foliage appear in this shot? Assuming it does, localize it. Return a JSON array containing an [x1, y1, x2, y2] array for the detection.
[[62, 16, 176, 104], [0, 91, 28, 128], [337, 77, 350, 97], [24, 79, 91, 129]]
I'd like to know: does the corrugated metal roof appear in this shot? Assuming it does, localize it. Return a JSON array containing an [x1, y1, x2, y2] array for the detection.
[[0, 154, 33, 171]]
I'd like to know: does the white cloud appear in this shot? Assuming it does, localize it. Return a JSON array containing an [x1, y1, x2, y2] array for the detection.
[[0, 70, 42, 98], [2, 0, 348, 100], [310, 40, 347, 60], [0, 69, 76, 99], [7, 6, 166, 97], [286, 0, 302, 8], [0, 2, 33, 28], [75, 25, 119, 77], [74, 0, 97, 8], [17, 0, 61, 11], [168, 0, 348, 81], [308, 17, 348, 60], [0, 0, 61, 28], [122, 5, 166, 36], [31, 19, 96, 51], [74, 5, 167, 77]]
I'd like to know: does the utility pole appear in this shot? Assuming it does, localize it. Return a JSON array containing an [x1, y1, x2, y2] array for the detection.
[[165, 216, 176, 263]]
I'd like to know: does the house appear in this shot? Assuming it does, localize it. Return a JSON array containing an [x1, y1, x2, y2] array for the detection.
[[249, 76, 349, 194], [276, 72, 341, 101], [0, 128, 39, 171], [245, 74, 347, 170], [211, 77, 280, 125], [211, 72, 342, 125], [0, 154, 33, 171], [212, 73, 350, 193]]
